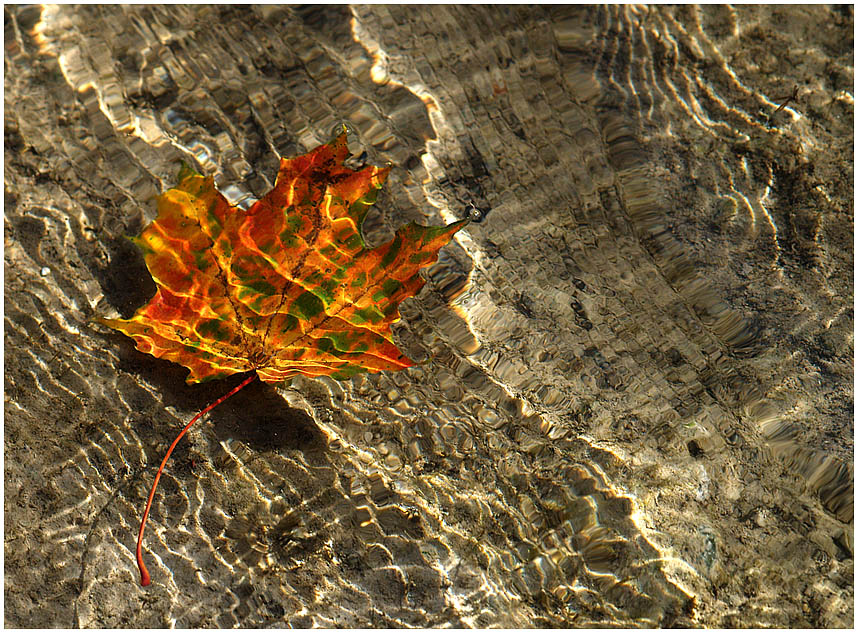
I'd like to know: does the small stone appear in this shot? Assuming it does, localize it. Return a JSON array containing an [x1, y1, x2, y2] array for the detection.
[[384, 454, 401, 470], [40, 267, 50, 276]]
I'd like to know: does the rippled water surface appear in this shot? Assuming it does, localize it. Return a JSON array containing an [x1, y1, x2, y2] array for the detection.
[[5, 5, 853, 628]]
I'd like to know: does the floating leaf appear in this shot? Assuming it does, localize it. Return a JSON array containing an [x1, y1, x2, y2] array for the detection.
[[99, 132, 467, 585]]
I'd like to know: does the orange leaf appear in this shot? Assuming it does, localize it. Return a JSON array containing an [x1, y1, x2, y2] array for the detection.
[[100, 132, 467, 384]]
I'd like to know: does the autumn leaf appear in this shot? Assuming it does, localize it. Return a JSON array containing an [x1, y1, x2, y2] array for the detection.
[[99, 132, 467, 586], [101, 132, 467, 384]]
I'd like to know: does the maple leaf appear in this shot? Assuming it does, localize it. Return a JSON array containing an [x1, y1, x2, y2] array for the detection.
[[101, 132, 466, 384], [99, 132, 467, 586]]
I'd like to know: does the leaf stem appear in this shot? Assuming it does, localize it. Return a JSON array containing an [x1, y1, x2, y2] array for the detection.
[[136, 372, 258, 586]]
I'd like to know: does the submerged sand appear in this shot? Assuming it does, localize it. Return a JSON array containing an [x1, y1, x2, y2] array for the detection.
[[5, 5, 852, 627]]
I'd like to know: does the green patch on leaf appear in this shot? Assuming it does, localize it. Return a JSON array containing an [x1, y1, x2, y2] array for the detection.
[[290, 290, 325, 320]]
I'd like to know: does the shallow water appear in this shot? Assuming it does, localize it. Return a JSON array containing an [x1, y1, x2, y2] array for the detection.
[[4, 5, 852, 627]]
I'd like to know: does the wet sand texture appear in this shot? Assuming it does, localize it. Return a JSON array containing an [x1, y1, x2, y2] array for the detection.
[[5, 5, 852, 627]]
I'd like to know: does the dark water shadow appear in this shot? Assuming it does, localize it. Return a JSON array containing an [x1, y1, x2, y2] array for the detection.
[[96, 234, 157, 319], [211, 380, 326, 454]]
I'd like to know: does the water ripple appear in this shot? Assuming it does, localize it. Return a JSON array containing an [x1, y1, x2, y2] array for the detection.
[[5, 4, 851, 628]]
